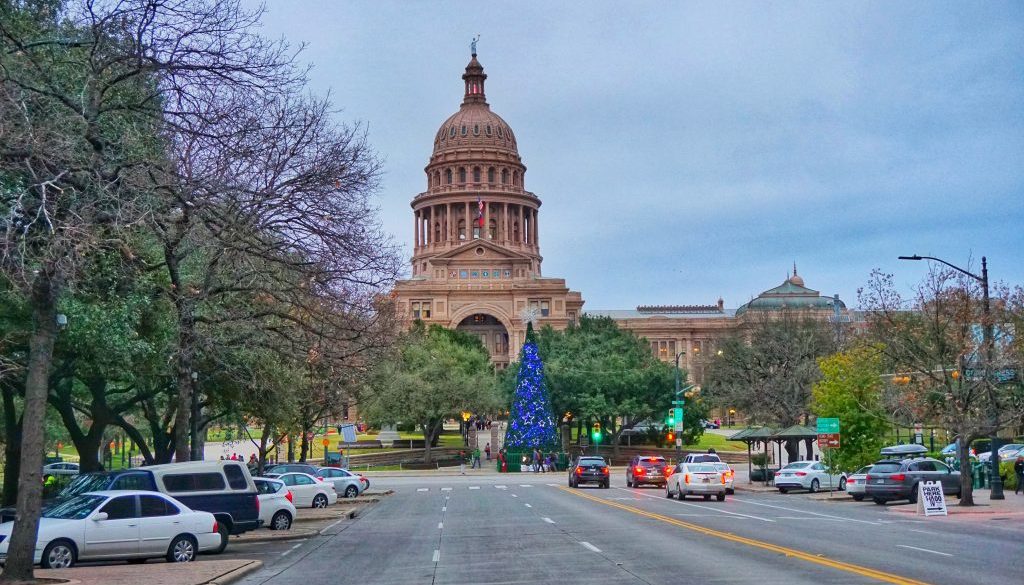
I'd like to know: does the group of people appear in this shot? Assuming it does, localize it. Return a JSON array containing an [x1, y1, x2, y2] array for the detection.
[[527, 449, 559, 473], [471, 417, 493, 431]]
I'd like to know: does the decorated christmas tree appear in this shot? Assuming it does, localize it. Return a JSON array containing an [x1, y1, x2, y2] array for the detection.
[[504, 322, 558, 450]]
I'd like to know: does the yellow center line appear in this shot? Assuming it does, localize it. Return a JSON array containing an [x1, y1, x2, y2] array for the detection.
[[555, 486, 932, 585]]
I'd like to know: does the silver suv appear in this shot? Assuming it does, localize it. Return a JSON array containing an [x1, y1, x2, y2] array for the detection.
[[864, 457, 961, 505]]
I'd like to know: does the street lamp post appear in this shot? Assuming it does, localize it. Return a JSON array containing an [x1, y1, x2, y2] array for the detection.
[[673, 352, 693, 463], [899, 254, 1003, 500]]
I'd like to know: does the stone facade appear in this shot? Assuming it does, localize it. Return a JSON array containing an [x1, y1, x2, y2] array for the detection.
[[393, 53, 848, 379]]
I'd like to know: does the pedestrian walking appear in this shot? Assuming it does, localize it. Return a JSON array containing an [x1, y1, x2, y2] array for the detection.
[[485, 443, 491, 461], [459, 450, 467, 475], [499, 448, 507, 472], [472, 447, 481, 469], [1014, 456, 1023, 495]]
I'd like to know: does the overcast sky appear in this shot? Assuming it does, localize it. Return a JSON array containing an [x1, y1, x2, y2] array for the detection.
[[253, 1, 1023, 310]]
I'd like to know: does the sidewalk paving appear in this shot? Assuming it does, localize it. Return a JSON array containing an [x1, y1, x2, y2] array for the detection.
[[32, 559, 261, 585]]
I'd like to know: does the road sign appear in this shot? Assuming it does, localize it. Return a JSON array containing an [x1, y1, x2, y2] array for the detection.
[[918, 481, 947, 516], [817, 433, 840, 449], [913, 422, 923, 445], [322, 438, 330, 447], [675, 438, 682, 447], [338, 424, 358, 443], [672, 408, 683, 432], [816, 418, 840, 434]]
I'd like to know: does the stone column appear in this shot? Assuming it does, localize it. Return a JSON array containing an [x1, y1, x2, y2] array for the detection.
[[445, 202, 451, 243], [414, 209, 420, 250], [484, 201, 490, 240], [465, 201, 471, 241], [531, 208, 538, 248], [518, 205, 524, 245]]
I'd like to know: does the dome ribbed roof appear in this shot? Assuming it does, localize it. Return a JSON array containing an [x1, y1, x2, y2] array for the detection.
[[431, 55, 519, 157]]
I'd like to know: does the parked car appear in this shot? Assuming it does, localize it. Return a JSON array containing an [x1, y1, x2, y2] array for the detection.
[[42, 462, 79, 479], [977, 443, 1024, 463], [940, 442, 976, 457], [682, 453, 722, 464], [864, 457, 961, 505], [265, 463, 320, 476], [254, 478, 297, 530], [145, 460, 261, 553], [317, 467, 364, 498], [625, 456, 670, 488], [0, 491, 220, 568], [1, 469, 160, 524], [775, 461, 846, 493], [265, 472, 337, 508], [844, 465, 873, 501], [568, 456, 610, 488], [701, 419, 720, 429], [666, 462, 727, 501], [710, 462, 735, 494]]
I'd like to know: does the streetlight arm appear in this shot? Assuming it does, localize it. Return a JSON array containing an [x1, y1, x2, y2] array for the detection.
[[898, 255, 981, 282]]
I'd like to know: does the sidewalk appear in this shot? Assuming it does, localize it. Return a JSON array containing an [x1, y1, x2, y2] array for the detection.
[[31, 559, 261, 585], [886, 487, 1024, 517]]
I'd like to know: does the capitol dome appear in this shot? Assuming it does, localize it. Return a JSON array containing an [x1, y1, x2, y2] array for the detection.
[[431, 55, 519, 157]]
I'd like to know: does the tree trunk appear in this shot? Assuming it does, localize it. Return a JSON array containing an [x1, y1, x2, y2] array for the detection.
[[561, 421, 572, 452], [1, 381, 23, 507], [784, 439, 799, 464], [2, 271, 57, 583], [422, 419, 441, 464], [958, 442, 974, 506], [166, 247, 194, 463], [299, 429, 309, 462]]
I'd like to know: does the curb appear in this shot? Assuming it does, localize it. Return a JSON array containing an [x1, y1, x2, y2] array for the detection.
[[206, 560, 263, 585], [234, 528, 317, 543]]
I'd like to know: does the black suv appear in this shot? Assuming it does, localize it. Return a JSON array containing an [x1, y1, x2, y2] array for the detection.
[[626, 456, 669, 488], [569, 456, 610, 488], [864, 457, 961, 505]]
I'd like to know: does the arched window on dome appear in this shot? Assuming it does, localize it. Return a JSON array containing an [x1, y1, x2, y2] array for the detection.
[[434, 221, 441, 243], [458, 219, 467, 241], [501, 169, 509, 185], [488, 219, 496, 240], [487, 167, 495, 183], [473, 124, 480, 136], [433, 171, 440, 187], [513, 221, 520, 243], [473, 167, 481, 183], [458, 167, 466, 183], [445, 169, 452, 185], [513, 171, 520, 187]]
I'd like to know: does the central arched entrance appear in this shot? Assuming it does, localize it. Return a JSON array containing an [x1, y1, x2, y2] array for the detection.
[[455, 313, 510, 368]]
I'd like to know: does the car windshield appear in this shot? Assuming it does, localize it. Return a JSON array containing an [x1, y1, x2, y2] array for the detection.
[[59, 473, 111, 498], [688, 464, 717, 473], [42, 494, 105, 519], [579, 459, 605, 466], [640, 459, 665, 468], [870, 462, 903, 474], [854, 466, 872, 475]]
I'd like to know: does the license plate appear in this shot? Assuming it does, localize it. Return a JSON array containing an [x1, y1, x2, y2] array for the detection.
[[702, 477, 710, 483], [876, 479, 884, 484]]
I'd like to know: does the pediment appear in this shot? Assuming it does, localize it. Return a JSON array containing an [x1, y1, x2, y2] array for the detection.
[[429, 240, 533, 264]]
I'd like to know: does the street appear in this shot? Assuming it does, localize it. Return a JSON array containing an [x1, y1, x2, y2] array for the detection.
[[230, 473, 1023, 585]]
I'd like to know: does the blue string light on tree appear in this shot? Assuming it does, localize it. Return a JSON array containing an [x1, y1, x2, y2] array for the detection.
[[504, 313, 558, 450]]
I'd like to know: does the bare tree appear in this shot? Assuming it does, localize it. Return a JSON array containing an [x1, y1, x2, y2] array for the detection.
[[860, 267, 1024, 506]]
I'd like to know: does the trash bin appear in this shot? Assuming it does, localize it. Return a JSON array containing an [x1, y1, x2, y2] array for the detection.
[[971, 463, 986, 488]]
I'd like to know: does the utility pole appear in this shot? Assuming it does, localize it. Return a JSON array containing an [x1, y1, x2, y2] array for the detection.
[[673, 352, 692, 463]]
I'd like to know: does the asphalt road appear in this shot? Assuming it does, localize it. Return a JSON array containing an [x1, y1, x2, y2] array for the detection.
[[231, 472, 1023, 585]]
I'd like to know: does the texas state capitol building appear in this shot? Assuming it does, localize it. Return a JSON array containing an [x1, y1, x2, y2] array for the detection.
[[392, 50, 848, 385]]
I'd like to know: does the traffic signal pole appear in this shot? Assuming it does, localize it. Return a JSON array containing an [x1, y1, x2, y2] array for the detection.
[[673, 352, 692, 464]]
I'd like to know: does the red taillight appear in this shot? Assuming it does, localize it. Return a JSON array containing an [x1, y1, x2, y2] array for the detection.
[[794, 471, 807, 477], [212, 520, 219, 533], [664, 467, 674, 476], [634, 466, 645, 475], [576, 467, 584, 475], [254, 494, 259, 513], [865, 475, 872, 481], [684, 473, 691, 485], [847, 478, 856, 484], [601, 467, 609, 475], [721, 473, 727, 485], [891, 473, 906, 482], [286, 490, 294, 502]]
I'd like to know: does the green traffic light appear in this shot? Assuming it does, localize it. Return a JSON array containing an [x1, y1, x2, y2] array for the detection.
[[592, 431, 602, 443]]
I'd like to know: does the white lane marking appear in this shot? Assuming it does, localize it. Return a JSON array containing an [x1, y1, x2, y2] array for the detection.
[[417, 488, 428, 492], [908, 529, 936, 535], [897, 544, 952, 557], [320, 518, 345, 532], [511, 494, 518, 498], [674, 513, 744, 518], [546, 483, 559, 487], [734, 499, 879, 525], [495, 485, 507, 489], [519, 484, 533, 487], [432, 549, 440, 563], [580, 541, 601, 553], [441, 487, 453, 491], [542, 517, 555, 524], [445, 495, 450, 500], [441, 506, 447, 512], [438, 522, 443, 529], [469, 486, 480, 490], [775, 516, 846, 521], [281, 542, 305, 557], [524, 503, 532, 508], [617, 488, 774, 522]]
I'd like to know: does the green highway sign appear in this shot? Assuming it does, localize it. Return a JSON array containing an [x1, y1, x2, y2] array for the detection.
[[816, 418, 840, 434]]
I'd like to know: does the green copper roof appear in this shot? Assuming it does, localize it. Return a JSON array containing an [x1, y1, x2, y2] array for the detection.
[[735, 273, 846, 316]]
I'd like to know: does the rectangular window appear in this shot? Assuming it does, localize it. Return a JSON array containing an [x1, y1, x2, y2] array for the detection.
[[411, 301, 431, 318], [163, 472, 226, 493], [529, 299, 551, 317], [224, 464, 249, 490], [540, 301, 550, 317]]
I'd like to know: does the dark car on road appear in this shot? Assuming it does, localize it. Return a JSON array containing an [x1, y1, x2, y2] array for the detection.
[[569, 456, 610, 489], [626, 456, 670, 488], [864, 457, 961, 505]]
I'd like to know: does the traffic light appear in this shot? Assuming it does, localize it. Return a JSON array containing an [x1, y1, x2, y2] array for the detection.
[[591, 421, 602, 444], [666, 431, 675, 442], [666, 409, 675, 427]]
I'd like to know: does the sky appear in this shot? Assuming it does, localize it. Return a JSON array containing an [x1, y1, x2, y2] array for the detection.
[[251, 1, 1024, 310]]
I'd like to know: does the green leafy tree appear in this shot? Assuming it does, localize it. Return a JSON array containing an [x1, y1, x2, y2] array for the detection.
[[811, 345, 889, 473], [362, 324, 500, 463]]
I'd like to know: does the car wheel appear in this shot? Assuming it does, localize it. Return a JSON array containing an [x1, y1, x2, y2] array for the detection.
[[41, 539, 76, 569], [779, 487, 789, 494], [665, 486, 673, 498], [726, 488, 734, 495], [873, 497, 887, 505], [212, 522, 230, 554], [908, 484, 918, 504], [716, 493, 726, 502], [166, 534, 197, 563], [809, 479, 820, 493], [839, 477, 847, 491], [703, 494, 711, 501], [344, 485, 359, 498], [626, 477, 632, 488], [271, 510, 292, 530], [852, 494, 865, 501], [313, 494, 329, 508]]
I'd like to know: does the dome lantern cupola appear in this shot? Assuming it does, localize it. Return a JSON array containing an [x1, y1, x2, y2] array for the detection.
[[462, 54, 487, 106]]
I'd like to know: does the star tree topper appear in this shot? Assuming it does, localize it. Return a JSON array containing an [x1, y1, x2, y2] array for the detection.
[[519, 306, 540, 328]]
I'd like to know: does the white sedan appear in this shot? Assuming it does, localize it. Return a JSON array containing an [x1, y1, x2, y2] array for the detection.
[[775, 461, 847, 493], [42, 462, 79, 479], [266, 472, 337, 508], [0, 490, 220, 568], [317, 467, 364, 498], [254, 478, 297, 530]]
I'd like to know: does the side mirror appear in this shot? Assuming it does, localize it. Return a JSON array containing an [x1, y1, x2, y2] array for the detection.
[[92, 512, 108, 522]]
